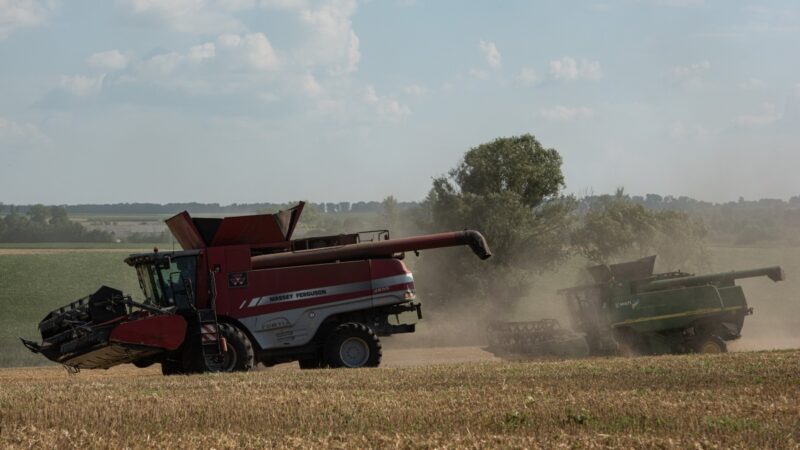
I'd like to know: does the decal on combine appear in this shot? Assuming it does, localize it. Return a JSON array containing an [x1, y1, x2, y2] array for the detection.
[[245, 273, 414, 308], [200, 324, 217, 342]]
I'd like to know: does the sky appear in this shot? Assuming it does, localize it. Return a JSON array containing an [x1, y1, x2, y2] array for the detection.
[[1, 0, 799, 205]]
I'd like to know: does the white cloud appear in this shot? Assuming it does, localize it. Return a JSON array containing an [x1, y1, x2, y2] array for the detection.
[[671, 60, 710, 78], [256, 91, 280, 102], [669, 121, 708, 139], [139, 52, 182, 76], [549, 56, 602, 81], [736, 102, 781, 127], [118, 0, 245, 34], [87, 50, 130, 70], [0, 115, 48, 144], [469, 68, 488, 80], [218, 32, 280, 70], [517, 67, 541, 86], [302, 73, 323, 96], [670, 60, 711, 88], [364, 85, 410, 119], [478, 40, 501, 70], [540, 105, 594, 121], [403, 84, 427, 96], [299, 0, 360, 74], [132, 32, 276, 87], [737, 78, 765, 90], [654, 0, 704, 6], [0, 0, 57, 39], [60, 74, 105, 96], [188, 42, 215, 61]]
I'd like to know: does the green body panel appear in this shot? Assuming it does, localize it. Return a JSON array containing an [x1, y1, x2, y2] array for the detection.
[[558, 256, 780, 355], [609, 285, 747, 334]]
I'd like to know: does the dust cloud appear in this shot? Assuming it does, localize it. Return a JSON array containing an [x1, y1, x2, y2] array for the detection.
[[386, 245, 799, 364], [709, 245, 800, 352]]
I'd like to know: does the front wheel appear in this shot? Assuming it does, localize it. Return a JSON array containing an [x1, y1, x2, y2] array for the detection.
[[324, 323, 382, 368], [215, 323, 256, 372], [694, 335, 727, 354]]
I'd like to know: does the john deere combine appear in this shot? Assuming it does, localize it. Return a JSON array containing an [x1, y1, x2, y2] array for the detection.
[[486, 256, 784, 358]]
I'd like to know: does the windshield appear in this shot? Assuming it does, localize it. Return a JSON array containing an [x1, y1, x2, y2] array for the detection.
[[135, 255, 197, 309]]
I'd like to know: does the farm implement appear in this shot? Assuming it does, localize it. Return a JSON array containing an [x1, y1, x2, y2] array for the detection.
[[22, 202, 491, 373], [486, 255, 784, 358]]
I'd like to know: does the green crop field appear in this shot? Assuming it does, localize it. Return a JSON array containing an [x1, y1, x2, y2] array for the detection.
[[0, 250, 141, 367]]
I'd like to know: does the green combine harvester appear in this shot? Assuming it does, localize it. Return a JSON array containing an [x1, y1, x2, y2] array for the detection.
[[486, 256, 785, 358]]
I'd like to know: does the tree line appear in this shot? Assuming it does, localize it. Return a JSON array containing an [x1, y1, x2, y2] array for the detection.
[[0, 205, 112, 243]]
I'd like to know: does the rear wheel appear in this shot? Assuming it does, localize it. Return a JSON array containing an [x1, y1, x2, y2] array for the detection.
[[694, 335, 727, 354], [324, 323, 382, 368]]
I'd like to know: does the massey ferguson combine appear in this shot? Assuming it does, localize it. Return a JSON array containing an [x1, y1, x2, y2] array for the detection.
[[22, 203, 491, 374]]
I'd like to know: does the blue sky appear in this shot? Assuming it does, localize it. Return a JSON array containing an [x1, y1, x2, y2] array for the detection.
[[1, 0, 798, 204]]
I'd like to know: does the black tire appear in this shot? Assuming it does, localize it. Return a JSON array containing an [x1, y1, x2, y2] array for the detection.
[[694, 335, 727, 354], [160, 358, 184, 376], [323, 323, 382, 368], [216, 323, 256, 372]]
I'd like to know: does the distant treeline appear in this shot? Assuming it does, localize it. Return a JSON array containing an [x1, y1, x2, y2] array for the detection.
[[0, 206, 112, 243], [1, 194, 799, 245], [0, 201, 419, 215], [580, 194, 800, 246], [2, 196, 798, 216]]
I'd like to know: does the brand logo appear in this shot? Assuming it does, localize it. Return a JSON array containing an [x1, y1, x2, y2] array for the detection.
[[228, 272, 248, 288]]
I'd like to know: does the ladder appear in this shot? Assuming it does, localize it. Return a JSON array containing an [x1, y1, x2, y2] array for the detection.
[[198, 308, 223, 366], [198, 271, 224, 370]]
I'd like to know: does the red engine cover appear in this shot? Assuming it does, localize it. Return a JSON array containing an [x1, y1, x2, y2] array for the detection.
[[109, 314, 187, 351]]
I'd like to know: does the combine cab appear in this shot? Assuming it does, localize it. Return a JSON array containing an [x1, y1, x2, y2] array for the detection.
[[22, 202, 491, 373], [486, 256, 785, 358]]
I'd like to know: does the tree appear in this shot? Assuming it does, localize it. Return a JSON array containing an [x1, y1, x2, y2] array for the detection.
[[418, 134, 575, 312], [49, 206, 69, 225], [28, 204, 48, 224], [381, 195, 398, 231], [572, 190, 709, 272], [429, 134, 574, 266]]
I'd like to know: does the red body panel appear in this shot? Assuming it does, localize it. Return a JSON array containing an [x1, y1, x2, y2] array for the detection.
[[109, 314, 187, 350], [165, 212, 206, 250], [210, 215, 287, 247], [223, 260, 374, 318]]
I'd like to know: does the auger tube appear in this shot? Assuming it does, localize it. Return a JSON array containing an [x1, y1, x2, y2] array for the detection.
[[251, 230, 491, 270]]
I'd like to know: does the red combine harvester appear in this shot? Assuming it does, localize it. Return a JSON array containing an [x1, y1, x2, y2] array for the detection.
[[22, 203, 491, 374]]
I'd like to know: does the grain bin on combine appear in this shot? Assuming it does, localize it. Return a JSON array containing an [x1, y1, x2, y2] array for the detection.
[[22, 202, 491, 374], [486, 255, 784, 358]]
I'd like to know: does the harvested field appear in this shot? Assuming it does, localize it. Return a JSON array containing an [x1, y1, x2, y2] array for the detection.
[[1, 351, 798, 449]]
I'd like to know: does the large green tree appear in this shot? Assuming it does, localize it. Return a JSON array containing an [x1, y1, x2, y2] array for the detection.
[[416, 134, 575, 312]]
